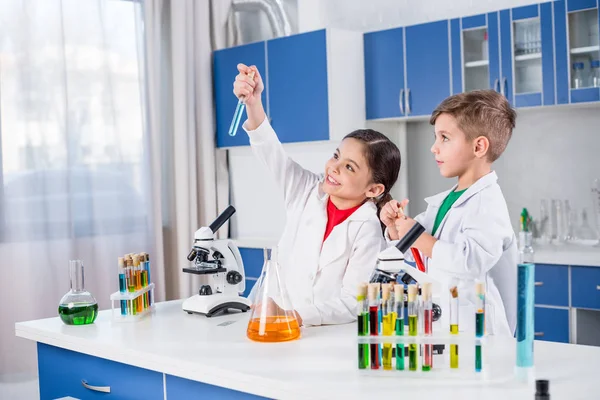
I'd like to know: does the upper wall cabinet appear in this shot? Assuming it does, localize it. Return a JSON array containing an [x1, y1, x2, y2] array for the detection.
[[214, 29, 365, 148], [364, 20, 451, 120], [365, 0, 600, 122], [554, 0, 600, 104]]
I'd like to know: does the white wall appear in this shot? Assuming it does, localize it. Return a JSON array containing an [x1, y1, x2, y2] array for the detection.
[[406, 106, 600, 233], [299, 0, 543, 33]]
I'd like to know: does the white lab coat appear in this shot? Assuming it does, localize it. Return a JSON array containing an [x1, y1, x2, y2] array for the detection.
[[244, 118, 385, 326], [399, 171, 517, 336]]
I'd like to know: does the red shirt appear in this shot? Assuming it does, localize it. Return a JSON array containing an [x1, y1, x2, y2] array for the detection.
[[323, 198, 362, 242]]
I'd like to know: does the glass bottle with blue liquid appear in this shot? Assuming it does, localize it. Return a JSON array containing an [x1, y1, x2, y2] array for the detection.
[[516, 208, 535, 382]]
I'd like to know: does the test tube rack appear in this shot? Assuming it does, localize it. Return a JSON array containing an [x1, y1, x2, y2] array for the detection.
[[356, 331, 516, 382], [110, 283, 155, 322]]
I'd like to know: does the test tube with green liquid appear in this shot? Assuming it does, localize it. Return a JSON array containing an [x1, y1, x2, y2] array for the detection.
[[394, 284, 405, 370], [407, 284, 418, 371], [357, 283, 369, 369]]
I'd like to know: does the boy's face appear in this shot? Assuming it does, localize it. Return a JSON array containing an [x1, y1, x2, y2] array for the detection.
[[431, 113, 477, 178], [322, 138, 383, 205]]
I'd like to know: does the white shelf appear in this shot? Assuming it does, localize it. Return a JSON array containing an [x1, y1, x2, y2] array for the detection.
[[570, 45, 600, 55], [464, 60, 489, 68], [515, 52, 542, 61]]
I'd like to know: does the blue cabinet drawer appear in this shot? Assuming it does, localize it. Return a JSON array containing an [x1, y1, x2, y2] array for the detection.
[[571, 266, 600, 310], [38, 343, 163, 400], [166, 374, 268, 399], [534, 307, 569, 343], [534, 264, 569, 307]]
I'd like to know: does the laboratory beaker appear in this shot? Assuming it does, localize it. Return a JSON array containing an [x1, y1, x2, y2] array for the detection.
[[246, 248, 301, 342], [58, 260, 98, 325]]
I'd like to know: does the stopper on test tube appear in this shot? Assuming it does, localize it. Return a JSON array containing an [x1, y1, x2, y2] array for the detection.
[[358, 283, 368, 299], [381, 283, 392, 301], [421, 282, 432, 301], [407, 284, 418, 302], [393, 284, 403, 302], [368, 283, 380, 301]]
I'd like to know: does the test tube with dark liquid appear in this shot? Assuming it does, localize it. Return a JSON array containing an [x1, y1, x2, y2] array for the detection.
[[368, 283, 381, 369]]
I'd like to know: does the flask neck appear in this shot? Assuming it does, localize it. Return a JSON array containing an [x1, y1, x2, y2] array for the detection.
[[69, 260, 85, 292]]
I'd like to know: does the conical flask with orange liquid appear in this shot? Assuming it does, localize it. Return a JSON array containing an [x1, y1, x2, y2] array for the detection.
[[246, 248, 301, 342]]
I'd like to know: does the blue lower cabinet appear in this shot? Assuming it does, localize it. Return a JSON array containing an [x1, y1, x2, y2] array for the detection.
[[38, 343, 164, 400], [534, 307, 569, 343], [571, 266, 600, 310], [166, 375, 269, 399], [534, 264, 569, 307]]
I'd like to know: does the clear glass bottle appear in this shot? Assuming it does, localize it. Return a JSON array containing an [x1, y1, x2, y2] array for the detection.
[[591, 60, 600, 88], [58, 260, 98, 325], [481, 30, 489, 60], [572, 62, 585, 89]]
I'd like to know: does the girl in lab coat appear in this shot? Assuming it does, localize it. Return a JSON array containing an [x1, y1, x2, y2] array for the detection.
[[380, 90, 518, 336], [233, 64, 401, 327]]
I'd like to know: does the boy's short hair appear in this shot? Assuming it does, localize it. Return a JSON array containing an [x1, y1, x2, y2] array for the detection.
[[429, 90, 516, 162]]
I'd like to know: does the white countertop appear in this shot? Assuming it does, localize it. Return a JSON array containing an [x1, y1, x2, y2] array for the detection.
[[15, 300, 600, 400], [533, 242, 600, 267]]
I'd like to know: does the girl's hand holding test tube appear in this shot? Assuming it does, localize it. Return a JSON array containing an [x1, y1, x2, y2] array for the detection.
[[233, 64, 266, 131]]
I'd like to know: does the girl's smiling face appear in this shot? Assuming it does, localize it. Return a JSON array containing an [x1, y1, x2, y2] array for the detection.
[[323, 138, 384, 208]]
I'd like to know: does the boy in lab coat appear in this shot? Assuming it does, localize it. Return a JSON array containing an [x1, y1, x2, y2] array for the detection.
[[381, 90, 518, 336]]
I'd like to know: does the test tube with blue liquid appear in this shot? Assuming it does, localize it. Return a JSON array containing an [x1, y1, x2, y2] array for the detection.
[[118, 257, 127, 316], [228, 70, 256, 137]]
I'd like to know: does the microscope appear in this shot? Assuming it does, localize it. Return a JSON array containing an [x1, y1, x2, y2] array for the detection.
[[372, 222, 445, 354], [181, 205, 252, 317]]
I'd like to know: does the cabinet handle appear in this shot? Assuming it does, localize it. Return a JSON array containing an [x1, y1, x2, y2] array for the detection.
[[535, 281, 543, 287], [535, 332, 544, 337], [501, 77, 507, 96], [82, 379, 111, 393], [399, 89, 405, 115], [405, 88, 411, 115], [493, 78, 500, 92]]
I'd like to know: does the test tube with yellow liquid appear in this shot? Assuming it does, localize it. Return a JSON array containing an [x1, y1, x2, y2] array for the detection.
[[407, 284, 418, 371], [381, 284, 394, 370], [449, 283, 459, 369]]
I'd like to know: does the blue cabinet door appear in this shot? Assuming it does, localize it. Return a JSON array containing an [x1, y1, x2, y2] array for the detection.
[[405, 20, 451, 116], [166, 375, 268, 399], [364, 27, 405, 119], [267, 30, 329, 143], [214, 42, 267, 147], [554, 0, 600, 104], [510, 4, 550, 107], [534, 264, 569, 307], [499, 9, 514, 104], [38, 343, 164, 400], [534, 307, 570, 343], [571, 266, 600, 310]]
